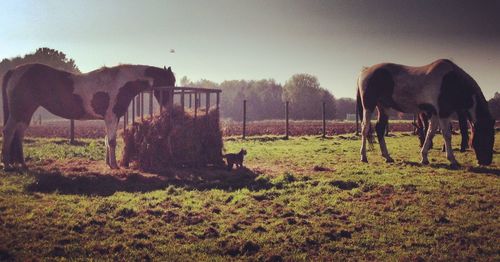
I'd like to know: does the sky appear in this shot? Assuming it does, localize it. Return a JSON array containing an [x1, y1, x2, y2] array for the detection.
[[1, 0, 499, 99]]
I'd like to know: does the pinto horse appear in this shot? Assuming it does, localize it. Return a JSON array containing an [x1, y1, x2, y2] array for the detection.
[[357, 59, 494, 167], [2, 63, 175, 170]]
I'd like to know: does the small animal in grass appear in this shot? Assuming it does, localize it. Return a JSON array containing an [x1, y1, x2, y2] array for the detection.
[[223, 149, 247, 170]]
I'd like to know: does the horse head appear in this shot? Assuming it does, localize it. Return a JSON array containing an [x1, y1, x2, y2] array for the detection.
[[471, 117, 495, 165], [145, 66, 176, 107]]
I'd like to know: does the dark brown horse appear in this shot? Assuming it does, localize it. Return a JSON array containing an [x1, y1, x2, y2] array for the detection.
[[2, 63, 175, 170], [357, 59, 494, 167]]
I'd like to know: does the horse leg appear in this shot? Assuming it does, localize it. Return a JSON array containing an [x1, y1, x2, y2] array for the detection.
[[14, 123, 28, 169], [420, 115, 438, 165], [457, 110, 469, 152], [104, 117, 119, 169], [439, 118, 459, 167], [1, 119, 17, 171], [360, 109, 373, 163], [375, 107, 393, 162]]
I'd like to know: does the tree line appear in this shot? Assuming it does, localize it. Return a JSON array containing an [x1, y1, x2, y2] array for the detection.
[[2, 48, 499, 122], [180, 75, 356, 121]]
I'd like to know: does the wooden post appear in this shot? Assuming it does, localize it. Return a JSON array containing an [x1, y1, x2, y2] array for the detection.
[[205, 92, 210, 113], [159, 89, 164, 113], [132, 97, 135, 124], [189, 93, 192, 108], [149, 91, 154, 117], [242, 100, 247, 139], [140, 92, 144, 122], [194, 92, 198, 121], [285, 101, 289, 140], [70, 119, 75, 144], [216, 92, 220, 111], [180, 89, 185, 113], [322, 102, 326, 138]]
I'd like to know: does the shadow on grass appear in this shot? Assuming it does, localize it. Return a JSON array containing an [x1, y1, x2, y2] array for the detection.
[[401, 160, 500, 175], [26, 167, 272, 196]]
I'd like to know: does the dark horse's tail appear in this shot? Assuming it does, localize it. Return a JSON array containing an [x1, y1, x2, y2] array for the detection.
[[356, 84, 374, 147], [2, 70, 23, 164], [2, 70, 12, 126]]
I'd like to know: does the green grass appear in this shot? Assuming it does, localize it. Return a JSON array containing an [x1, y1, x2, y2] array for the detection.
[[0, 133, 498, 261]]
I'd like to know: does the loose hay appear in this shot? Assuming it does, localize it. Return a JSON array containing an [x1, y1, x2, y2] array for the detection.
[[121, 106, 224, 172]]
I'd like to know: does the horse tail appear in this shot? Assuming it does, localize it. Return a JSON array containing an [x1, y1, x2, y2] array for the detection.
[[356, 87, 363, 123], [2, 70, 13, 125], [357, 83, 374, 147]]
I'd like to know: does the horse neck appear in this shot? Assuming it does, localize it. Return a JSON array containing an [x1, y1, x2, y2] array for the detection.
[[470, 82, 492, 122]]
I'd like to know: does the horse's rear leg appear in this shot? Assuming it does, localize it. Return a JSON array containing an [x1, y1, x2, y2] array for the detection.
[[421, 115, 438, 165], [439, 118, 459, 167], [2, 119, 17, 170], [360, 109, 372, 162], [104, 117, 119, 169], [13, 124, 28, 169], [375, 107, 394, 163]]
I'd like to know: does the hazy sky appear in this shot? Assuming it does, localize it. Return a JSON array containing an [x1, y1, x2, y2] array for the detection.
[[1, 0, 499, 98]]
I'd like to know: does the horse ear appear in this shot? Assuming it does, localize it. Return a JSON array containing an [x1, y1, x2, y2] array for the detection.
[[167, 66, 172, 72], [163, 66, 167, 70]]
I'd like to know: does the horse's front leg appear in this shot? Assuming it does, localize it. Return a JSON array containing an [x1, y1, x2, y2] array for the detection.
[[439, 117, 459, 168], [104, 117, 119, 169], [457, 110, 469, 152], [421, 115, 438, 165], [360, 109, 372, 162], [375, 107, 394, 163]]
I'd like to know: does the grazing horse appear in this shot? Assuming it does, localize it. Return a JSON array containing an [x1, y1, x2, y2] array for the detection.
[[357, 59, 494, 167], [2, 63, 175, 170], [414, 111, 470, 152]]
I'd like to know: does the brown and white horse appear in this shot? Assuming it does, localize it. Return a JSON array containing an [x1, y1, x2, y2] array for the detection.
[[2, 63, 175, 170], [357, 59, 494, 167]]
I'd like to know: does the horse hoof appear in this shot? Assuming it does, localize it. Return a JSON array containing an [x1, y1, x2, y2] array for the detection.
[[360, 158, 368, 163], [421, 160, 429, 165], [385, 158, 394, 163], [450, 162, 460, 169], [3, 166, 15, 172]]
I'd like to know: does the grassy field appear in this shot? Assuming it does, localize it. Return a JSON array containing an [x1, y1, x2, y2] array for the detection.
[[0, 132, 498, 261]]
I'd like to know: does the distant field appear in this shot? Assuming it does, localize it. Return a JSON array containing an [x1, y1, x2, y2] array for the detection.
[[0, 119, 448, 138], [0, 132, 498, 260]]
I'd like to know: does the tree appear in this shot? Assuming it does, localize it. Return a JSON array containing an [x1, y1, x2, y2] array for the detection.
[[335, 97, 356, 120], [0, 47, 80, 78], [488, 92, 500, 120], [0, 47, 81, 121], [283, 74, 336, 119]]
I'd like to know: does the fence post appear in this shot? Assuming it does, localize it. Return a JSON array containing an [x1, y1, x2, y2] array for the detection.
[[216, 92, 220, 111], [322, 102, 326, 138], [194, 93, 198, 121], [205, 92, 210, 113], [132, 97, 136, 124], [242, 100, 247, 139], [70, 119, 75, 144], [181, 89, 185, 113], [140, 92, 144, 122], [149, 91, 154, 117], [285, 101, 289, 140]]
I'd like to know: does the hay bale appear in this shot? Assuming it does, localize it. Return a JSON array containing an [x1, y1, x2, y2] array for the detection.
[[121, 106, 224, 172]]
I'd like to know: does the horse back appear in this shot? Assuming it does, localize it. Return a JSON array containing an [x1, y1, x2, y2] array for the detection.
[[7, 63, 91, 121]]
